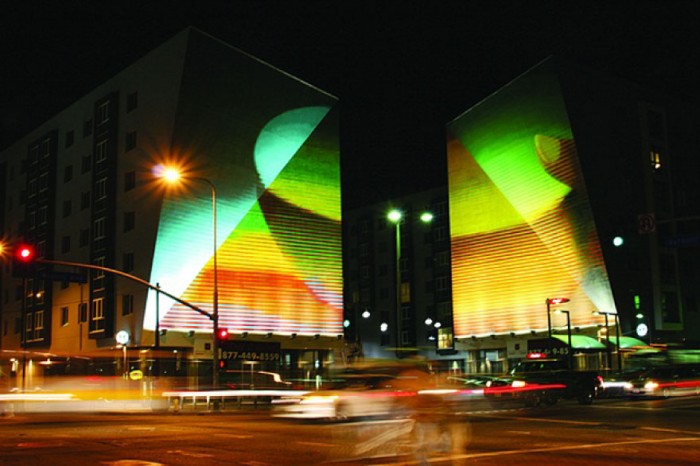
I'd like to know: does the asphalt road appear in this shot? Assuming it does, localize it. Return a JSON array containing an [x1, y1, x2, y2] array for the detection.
[[1, 396, 699, 465]]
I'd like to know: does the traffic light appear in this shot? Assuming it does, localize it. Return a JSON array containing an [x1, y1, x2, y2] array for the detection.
[[12, 244, 36, 277], [216, 328, 229, 340]]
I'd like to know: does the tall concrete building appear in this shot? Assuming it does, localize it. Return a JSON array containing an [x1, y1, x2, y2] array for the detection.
[[0, 28, 343, 387], [342, 187, 459, 369]]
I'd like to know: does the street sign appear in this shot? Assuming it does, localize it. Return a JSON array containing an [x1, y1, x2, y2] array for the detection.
[[36, 269, 87, 283], [638, 213, 656, 234]]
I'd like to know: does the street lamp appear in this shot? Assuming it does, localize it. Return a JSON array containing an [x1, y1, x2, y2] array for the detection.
[[546, 297, 570, 338], [387, 209, 403, 356], [594, 310, 621, 371], [158, 167, 220, 388], [553, 309, 573, 369]]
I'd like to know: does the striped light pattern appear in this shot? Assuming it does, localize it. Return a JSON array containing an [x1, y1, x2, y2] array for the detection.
[[148, 106, 343, 336], [447, 64, 616, 338]]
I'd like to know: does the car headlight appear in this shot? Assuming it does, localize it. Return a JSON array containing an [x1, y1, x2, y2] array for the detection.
[[511, 380, 527, 388], [623, 382, 633, 390], [644, 381, 659, 391], [300, 395, 338, 404]]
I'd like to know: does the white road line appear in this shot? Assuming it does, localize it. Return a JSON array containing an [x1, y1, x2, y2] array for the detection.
[[373, 436, 700, 465]]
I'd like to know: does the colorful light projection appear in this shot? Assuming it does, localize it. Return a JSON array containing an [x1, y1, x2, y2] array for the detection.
[[146, 105, 343, 336], [447, 63, 616, 338]]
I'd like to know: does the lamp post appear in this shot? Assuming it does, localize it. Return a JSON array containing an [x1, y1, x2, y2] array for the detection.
[[592, 310, 612, 370], [160, 168, 220, 388], [553, 309, 573, 369], [387, 209, 403, 357], [595, 310, 621, 371], [546, 297, 570, 338]]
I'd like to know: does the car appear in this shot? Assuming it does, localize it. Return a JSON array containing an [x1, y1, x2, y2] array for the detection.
[[274, 361, 434, 421], [624, 365, 700, 398]]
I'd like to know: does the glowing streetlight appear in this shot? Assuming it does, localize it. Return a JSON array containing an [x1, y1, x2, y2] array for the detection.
[[157, 166, 220, 388]]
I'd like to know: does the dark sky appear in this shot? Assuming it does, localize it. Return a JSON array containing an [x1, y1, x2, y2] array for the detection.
[[2, 1, 699, 209]]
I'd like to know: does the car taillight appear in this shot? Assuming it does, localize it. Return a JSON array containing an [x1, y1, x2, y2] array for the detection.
[[596, 376, 604, 387]]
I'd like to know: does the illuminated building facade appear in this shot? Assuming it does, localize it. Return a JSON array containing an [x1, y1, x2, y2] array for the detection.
[[0, 28, 343, 385], [448, 59, 700, 371]]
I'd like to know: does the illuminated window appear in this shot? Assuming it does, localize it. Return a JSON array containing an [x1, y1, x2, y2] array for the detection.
[[650, 147, 662, 170], [90, 298, 105, 332], [35, 310, 44, 330]]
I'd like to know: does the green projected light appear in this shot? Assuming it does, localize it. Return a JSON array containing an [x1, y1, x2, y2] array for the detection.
[[447, 62, 616, 338]]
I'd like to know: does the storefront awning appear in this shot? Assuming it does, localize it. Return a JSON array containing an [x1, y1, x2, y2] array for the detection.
[[608, 336, 649, 349], [552, 334, 606, 350]]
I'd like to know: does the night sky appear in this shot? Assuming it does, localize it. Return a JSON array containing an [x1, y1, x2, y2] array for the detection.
[[2, 1, 699, 209]]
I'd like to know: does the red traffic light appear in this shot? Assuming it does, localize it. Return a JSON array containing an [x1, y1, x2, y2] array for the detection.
[[547, 297, 570, 305], [216, 328, 229, 340], [15, 245, 36, 262]]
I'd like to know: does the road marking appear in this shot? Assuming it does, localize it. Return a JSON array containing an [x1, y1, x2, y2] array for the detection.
[[471, 413, 600, 427], [214, 433, 254, 439], [372, 436, 700, 465], [296, 441, 336, 448], [642, 426, 700, 436], [167, 450, 214, 458]]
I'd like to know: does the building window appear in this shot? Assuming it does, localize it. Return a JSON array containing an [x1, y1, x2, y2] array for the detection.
[[61, 235, 71, 253], [64, 165, 73, 183], [62, 200, 72, 218], [124, 171, 136, 191], [126, 92, 138, 112], [94, 217, 106, 240], [90, 297, 105, 332], [96, 101, 110, 124], [434, 225, 448, 242], [82, 154, 92, 173], [79, 228, 90, 247], [435, 251, 449, 266], [122, 294, 134, 316], [124, 211, 135, 232], [65, 130, 74, 148], [95, 139, 108, 163], [35, 310, 44, 330], [81, 191, 90, 210], [436, 276, 449, 291], [38, 172, 48, 192], [61, 307, 69, 326], [83, 119, 93, 137], [96, 177, 107, 199], [123, 252, 134, 273], [125, 131, 137, 151], [650, 145, 663, 171], [38, 206, 48, 225], [79, 303, 88, 323]]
